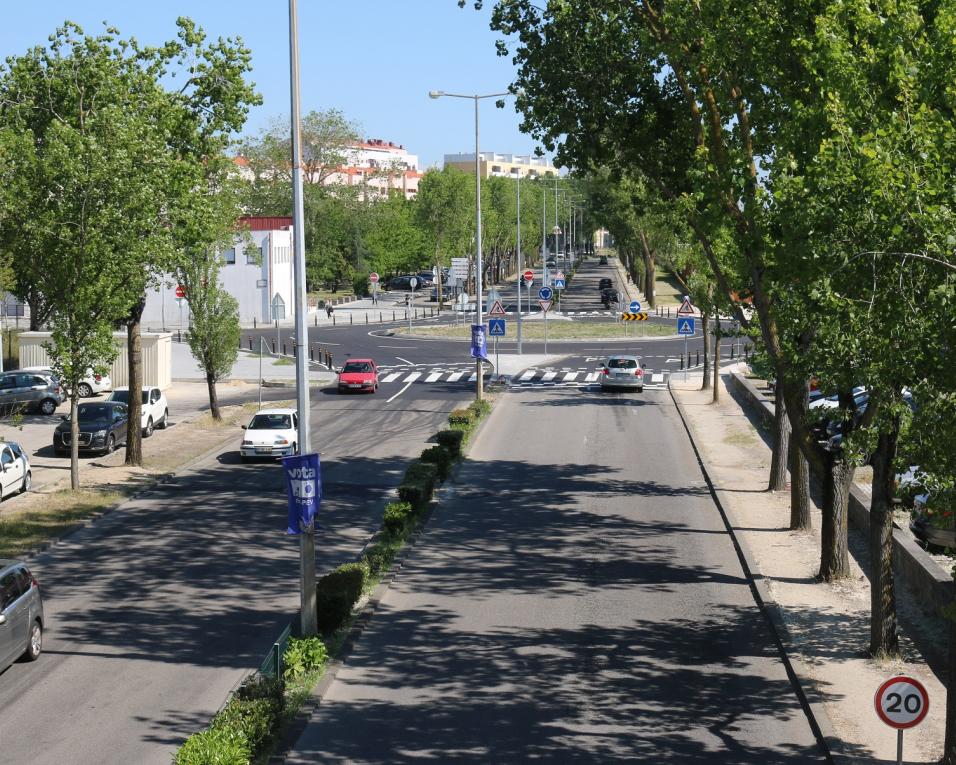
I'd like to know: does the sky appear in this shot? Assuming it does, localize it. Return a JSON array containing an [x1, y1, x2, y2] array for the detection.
[[0, 1, 543, 170]]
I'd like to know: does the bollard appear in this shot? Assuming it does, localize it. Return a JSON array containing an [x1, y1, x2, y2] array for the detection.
[[314, 314, 317, 327], [380, 312, 383, 323], [333, 315, 336, 326], [309, 346, 314, 362], [253, 317, 257, 329], [292, 343, 296, 358], [680, 355, 684, 370], [282, 342, 287, 355], [392, 310, 396, 321], [730, 345, 735, 359], [350, 313, 353, 325], [248, 336, 253, 351], [328, 352, 333, 369], [696, 350, 699, 366], [271, 339, 276, 354], [366, 312, 369, 324]]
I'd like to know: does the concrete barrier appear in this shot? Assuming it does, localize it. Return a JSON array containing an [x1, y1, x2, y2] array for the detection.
[[728, 370, 952, 616]]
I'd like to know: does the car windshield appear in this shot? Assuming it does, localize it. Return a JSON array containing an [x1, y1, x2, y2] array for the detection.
[[608, 358, 638, 369], [77, 405, 115, 422], [249, 414, 291, 430], [110, 390, 149, 404], [342, 362, 371, 373]]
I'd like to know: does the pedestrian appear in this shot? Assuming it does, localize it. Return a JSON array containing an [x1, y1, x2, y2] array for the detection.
[[326, 303, 334, 319]]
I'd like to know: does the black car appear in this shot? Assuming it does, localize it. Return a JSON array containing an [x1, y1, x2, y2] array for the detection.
[[598, 278, 614, 291], [600, 287, 618, 307], [599, 255, 609, 265], [53, 401, 129, 456]]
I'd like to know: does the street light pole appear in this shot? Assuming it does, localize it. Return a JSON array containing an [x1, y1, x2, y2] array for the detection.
[[288, 0, 316, 637], [429, 88, 510, 400], [514, 167, 522, 355]]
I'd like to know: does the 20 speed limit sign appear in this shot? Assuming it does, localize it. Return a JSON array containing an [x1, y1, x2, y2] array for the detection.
[[875, 676, 929, 729]]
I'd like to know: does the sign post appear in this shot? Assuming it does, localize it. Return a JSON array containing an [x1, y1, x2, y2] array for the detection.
[[875, 676, 929, 765], [539, 286, 553, 355], [676, 295, 695, 381], [369, 272, 380, 306], [489, 318, 505, 380], [554, 271, 566, 312]]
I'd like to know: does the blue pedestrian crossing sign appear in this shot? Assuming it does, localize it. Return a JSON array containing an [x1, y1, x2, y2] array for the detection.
[[629, 300, 641, 312], [677, 317, 696, 336], [489, 318, 506, 337], [553, 279, 566, 290], [538, 286, 553, 301]]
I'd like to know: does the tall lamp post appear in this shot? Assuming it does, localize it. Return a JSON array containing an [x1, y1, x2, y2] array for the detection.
[[512, 167, 523, 355], [429, 89, 510, 400]]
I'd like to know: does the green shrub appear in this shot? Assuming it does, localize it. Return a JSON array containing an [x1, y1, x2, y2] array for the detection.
[[283, 636, 329, 681], [448, 408, 475, 427], [404, 461, 438, 487], [382, 501, 414, 535], [363, 541, 394, 576], [316, 562, 368, 633], [212, 698, 275, 757], [420, 445, 452, 480], [469, 398, 491, 419], [397, 481, 430, 508], [352, 274, 370, 297], [436, 429, 465, 456], [235, 673, 285, 716], [175, 726, 251, 765]]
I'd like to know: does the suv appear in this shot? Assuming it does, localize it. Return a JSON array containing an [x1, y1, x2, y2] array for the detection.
[[107, 386, 169, 437], [53, 401, 129, 456], [0, 371, 64, 415], [0, 560, 43, 672]]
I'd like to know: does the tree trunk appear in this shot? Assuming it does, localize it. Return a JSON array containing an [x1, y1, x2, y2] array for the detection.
[[819, 452, 854, 580], [639, 231, 656, 308], [869, 423, 900, 657], [701, 312, 711, 390], [769, 392, 790, 491], [788, 382, 812, 530], [944, 592, 956, 764], [206, 370, 221, 422], [712, 317, 721, 403], [125, 296, 145, 467], [70, 394, 80, 490]]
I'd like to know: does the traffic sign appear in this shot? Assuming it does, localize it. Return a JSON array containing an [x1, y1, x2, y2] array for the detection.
[[369, 272, 379, 284], [629, 300, 642, 312], [175, 284, 186, 299], [409, 277, 419, 291], [555, 271, 565, 281], [620, 312, 648, 321], [538, 286, 553, 301], [488, 299, 506, 317], [488, 318, 506, 336], [677, 317, 696, 335], [523, 269, 534, 283], [875, 676, 929, 730], [553, 279, 566, 290], [538, 299, 553, 313], [677, 296, 695, 316]]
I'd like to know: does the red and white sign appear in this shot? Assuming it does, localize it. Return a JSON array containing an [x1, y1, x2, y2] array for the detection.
[[677, 296, 694, 316], [556, 271, 565, 281], [488, 299, 506, 317], [875, 676, 929, 730], [523, 270, 534, 284], [175, 285, 187, 299], [538, 299, 553, 313], [369, 272, 380, 283]]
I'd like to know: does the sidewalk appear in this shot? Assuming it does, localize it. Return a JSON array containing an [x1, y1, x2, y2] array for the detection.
[[171, 341, 335, 385], [671, 366, 944, 763]]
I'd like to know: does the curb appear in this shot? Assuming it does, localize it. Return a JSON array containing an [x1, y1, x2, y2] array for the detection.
[[667, 376, 838, 764]]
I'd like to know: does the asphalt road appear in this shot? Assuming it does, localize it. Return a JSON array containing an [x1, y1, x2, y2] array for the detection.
[[285, 385, 826, 764], [0, 380, 473, 764]]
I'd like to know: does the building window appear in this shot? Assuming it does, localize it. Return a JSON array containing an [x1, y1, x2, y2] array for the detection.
[[245, 247, 259, 265], [491, 165, 502, 173], [222, 248, 236, 264]]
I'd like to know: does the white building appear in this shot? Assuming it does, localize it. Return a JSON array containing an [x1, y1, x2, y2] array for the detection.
[[142, 216, 295, 329], [443, 152, 557, 179]]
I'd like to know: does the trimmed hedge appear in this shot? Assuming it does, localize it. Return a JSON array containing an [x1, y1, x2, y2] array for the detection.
[[436, 429, 465, 456], [398, 461, 438, 509], [420, 445, 453, 481], [211, 698, 275, 758], [448, 408, 475, 427], [175, 726, 251, 765], [363, 541, 393, 576], [383, 501, 414, 535], [316, 562, 368, 633]]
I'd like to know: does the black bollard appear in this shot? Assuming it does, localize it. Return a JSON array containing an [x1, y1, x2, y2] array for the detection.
[[282, 342, 287, 355], [309, 346, 314, 362], [696, 350, 700, 366], [271, 339, 276, 354], [253, 317, 257, 329], [248, 336, 253, 351], [350, 313, 353, 325]]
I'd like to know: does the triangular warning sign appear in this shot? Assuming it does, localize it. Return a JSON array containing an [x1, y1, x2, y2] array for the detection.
[[538, 299, 553, 313], [677, 298, 694, 316], [488, 299, 506, 316]]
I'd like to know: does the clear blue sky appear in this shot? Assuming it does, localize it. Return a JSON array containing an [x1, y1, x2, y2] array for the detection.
[[0, 1, 545, 170]]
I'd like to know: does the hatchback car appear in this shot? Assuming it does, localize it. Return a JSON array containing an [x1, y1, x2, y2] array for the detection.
[[0, 441, 31, 499], [600, 355, 645, 392], [0, 371, 64, 416], [22, 366, 111, 398], [53, 401, 129, 456], [240, 408, 299, 461], [108, 386, 169, 436], [337, 359, 379, 393], [599, 255, 609, 265], [0, 560, 43, 672]]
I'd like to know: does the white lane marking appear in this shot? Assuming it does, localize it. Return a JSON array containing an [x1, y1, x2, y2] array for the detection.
[[381, 373, 402, 383], [425, 372, 442, 383], [666, 358, 679, 363], [652, 373, 664, 382], [387, 380, 414, 402], [564, 372, 579, 381], [377, 345, 417, 349], [519, 370, 536, 381], [585, 372, 600, 382], [542, 371, 557, 381], [447, 371, 465, 382], [468, 372, 477, 382], [395, 356, 415, 366], [402, 372, 421, 383]]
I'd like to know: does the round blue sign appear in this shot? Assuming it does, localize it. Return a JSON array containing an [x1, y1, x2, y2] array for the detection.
[[629, 300, 641, 312], [538, 286, 553, 301]]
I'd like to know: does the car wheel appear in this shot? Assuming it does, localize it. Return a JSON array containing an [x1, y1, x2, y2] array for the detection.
[[20, 471, 31, 494], [638, 387, 644, 393], [104, 435, 115, 455], [77, 383, 93, 398], [144, 417, 154, 438], [23, 620, 41, 662], [39, 398, 57, 416], [157, 408, 169, 429]]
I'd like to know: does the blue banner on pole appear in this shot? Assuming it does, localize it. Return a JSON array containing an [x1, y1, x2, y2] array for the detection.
[[282, 452, 321, 535], [471, 324, 488, 359]]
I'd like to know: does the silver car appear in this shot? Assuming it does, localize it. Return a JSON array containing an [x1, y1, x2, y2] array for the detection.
[[600, 355, 646, 392], [0, 560, 43, 672]]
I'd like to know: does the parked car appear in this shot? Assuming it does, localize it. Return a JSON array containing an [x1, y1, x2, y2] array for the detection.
[[598, 278, 614, 290], [240, 408, 299, 461], [546, 258, 557, 268], [387, 275, 427, 291], [0, 560, 43, 672], [107, 386, 168, 436], [53, 401, 129, 456], [599, 255, 609, 265], [430, 285, 455, 302], [0, 371, 64, 416], [0, 441, 31, 499], [21, 366, 111, 398], [337, 359, 379, 394], [416, 272, 435, 288], [910, 487, 956, 551], [600, 355, 645, 392]]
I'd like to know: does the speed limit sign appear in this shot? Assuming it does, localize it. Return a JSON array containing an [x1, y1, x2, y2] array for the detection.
[[875, 676, 929, 729]]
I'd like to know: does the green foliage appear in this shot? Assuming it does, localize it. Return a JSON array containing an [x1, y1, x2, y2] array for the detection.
[[397, 482, 430, 508], [316, 562, 368, 634], [363, 541, 395, 577], [186, 284, 241, 390], [174, 725, 251, 765], [234, 674, 285, 714], [282, 637, 329, 681], [436, 429, 465, 456], [382, 501, 414, 535], [448, 408, 476, 427], [211, 698, 275, 759], [397, 461, 438, 510], [420, 446, 453, 481]]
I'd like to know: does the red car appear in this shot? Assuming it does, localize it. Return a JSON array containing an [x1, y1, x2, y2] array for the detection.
[[337, 359, 379, 393]]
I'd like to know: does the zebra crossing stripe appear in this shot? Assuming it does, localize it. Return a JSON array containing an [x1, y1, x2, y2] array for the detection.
[[585, 372, 600, 382], [519, 370, 536, 381], [447, 371, 465, 382], [403, 372, 422, 383], [381, 373, 402, 383], [542, 371, 557, 381], [564, 372, 579, 381], [467, 372, 477, 382], [425, 372, 442, 383]]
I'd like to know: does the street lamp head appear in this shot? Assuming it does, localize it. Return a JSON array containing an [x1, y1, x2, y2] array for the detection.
[[552, 225, 562, 235], [428, 90, 444, 100]]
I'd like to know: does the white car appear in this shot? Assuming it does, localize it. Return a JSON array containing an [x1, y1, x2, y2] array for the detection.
[[0, 441, 31, 499], [107, 386, 169, 436], [240, 408, 299, 461], [22, 366, 111, 398]]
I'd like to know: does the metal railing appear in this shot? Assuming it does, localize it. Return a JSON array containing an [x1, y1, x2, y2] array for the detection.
[[258, 622, 293, 679]]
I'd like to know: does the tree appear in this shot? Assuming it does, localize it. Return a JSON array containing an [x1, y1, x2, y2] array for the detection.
[[416, 167, 475, 306], [185, 280, 240, 420]]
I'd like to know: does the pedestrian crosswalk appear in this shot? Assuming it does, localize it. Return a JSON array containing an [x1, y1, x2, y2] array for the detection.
[[367, 366, 671, 390]]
